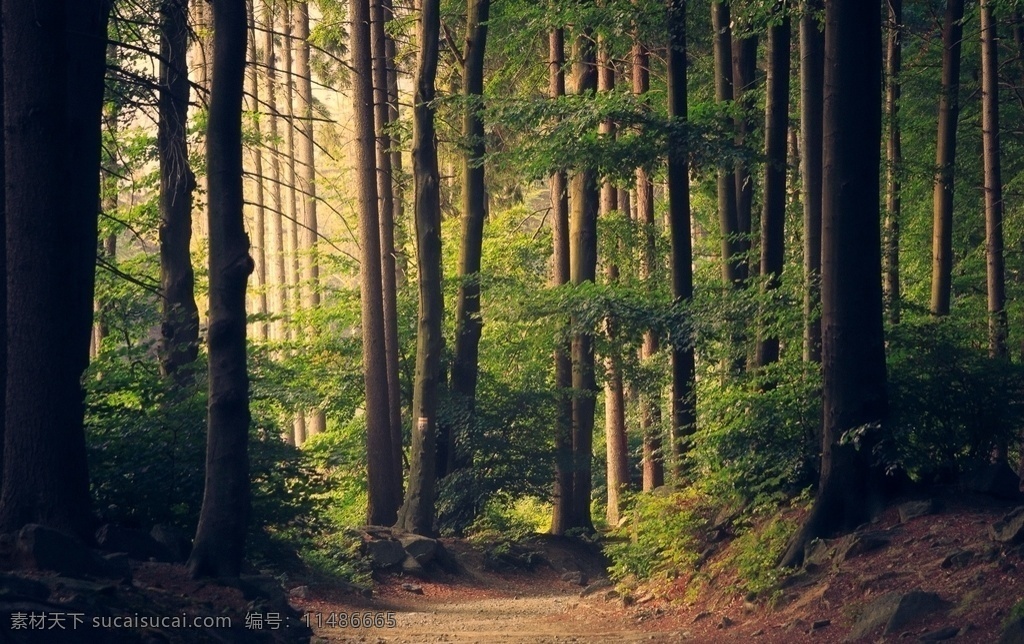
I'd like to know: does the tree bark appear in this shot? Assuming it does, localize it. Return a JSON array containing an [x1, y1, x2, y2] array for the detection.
[[981, 0, 1007, 360], [883, 0, 902, 326], [712, 0, 739, 286], [755, 4, 791, 368], [189, 0, 253, 578], [353, 0, 401, 526], [549, 27, 574, 536], [396, 0, 444, 535], [281, 8, 300, 343], [667, 0, 696, 481], [930, 0, 965, 317], [159, 0, 201, 382], [448, 0, 491, 476], [371, 0, 404, 483], [732, 28, 757, 282], [245, 3, 268, 342], [633, 37, 664, 491], [263, 0, 288, 343], [801, 0, 824, 361], [781, 0, 885, 568], [0, 0, 110, 538]]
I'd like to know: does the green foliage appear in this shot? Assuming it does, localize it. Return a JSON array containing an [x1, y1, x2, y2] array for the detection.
[[466, 494, 551, 542], [885, 316, 1024, 479], [713, 511, 798, 601], [606, 489, 706, 582]]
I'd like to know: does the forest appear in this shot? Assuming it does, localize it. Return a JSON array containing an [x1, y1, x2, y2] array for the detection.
[[3, 0, 1024, 641]]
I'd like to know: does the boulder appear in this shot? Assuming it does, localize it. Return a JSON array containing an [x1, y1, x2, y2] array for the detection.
[[939, 550, 974, 569], [898, 499, 940, 523], [401, 555, 427, 578], [845, 590, 949, 641], [561, 571, 586, 586], [150, 524, 192, 562], [994, 508, 1024, 545], [14, 524, 130, 581], [580, 578, 613, 597], [964, 462, 1023, 501], [0, 574, 50, 601], [398, 533, 438, 565], [920, 626, 959, 642], [839, 532, 890, 562], [95, 524, 174, 562], [364, 539, 406, 569]]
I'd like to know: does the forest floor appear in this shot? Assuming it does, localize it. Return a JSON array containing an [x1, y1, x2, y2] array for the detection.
[[294, 495, 1024, 643]]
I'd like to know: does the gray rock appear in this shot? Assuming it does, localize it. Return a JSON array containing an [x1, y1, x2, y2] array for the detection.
[[898, 499, 940, 523], [803, 538, 835, 572], [95, 524, 174, 562], [0, 573, 51, 601], [14, 524, 129, 581], [840, 533, 890, 561], [580, 578, 613, 597], [845, 590, 949, 641], [398, 533, 438, 565], [401, 555, 427, 577], [919, 626, 959, 641], [561, 571, 586, 586], [364, 539, 406, 569], [401, 583, 423, 594], [965, 462, 1023, 500], [150, 524, 192, 562], [993, 507, 1024, 545], [939, 549, 974, 569]]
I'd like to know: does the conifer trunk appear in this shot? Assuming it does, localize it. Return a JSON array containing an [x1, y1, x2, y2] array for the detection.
[[981, 0, 1007, 360], [801, 0, 824, 360]]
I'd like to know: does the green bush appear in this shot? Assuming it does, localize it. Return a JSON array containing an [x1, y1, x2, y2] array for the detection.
[[606, 489, 707, 582]]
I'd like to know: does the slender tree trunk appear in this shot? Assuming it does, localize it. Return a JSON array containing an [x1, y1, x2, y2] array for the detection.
[[598, 41, 627, 525], [712, 1, 739, 286], [263, 0, 288, 343], [159, 0, 200, 382], [188, 0, 253, 579], [245, 1, 268, 342], [667, 0, 696, 481], [371, 0, 404, 483], [732, 29, 757, 281], [930, 0, 965, 317], [633, 38, 664, 491], [448, 0, 491, 476], [549, 27, 574, 535], [755, 5, 791, 368], [396, 0, 444, 535], [0, 0, 110, 538], [981, 0, 1007, 360], [884, 0, 902, 325], [385, 0, 406, 284], [282, 8, 300, 341], [802, 0, 824, 361], [353, 0, 401, 526], [781, 0, 885, 568]]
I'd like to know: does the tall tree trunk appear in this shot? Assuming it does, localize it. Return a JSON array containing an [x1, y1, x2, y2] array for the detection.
[[801, 0, 824, 361], [755, 4, 791, 368], [245, 1, 268, 342], [371, 0, 404, 483], [549, 27, 574, 535], [0, 0, 110, 538], [712, 1, 739, 286], [159, 0, 200, 382], [448, 0, 491, 476], [884, 0, 902, 325], [667, 0, 696, 481], [930, 0, 965, 317], [353, 0, 401, 526], [781, 0, 885, 568], [282, 8, 300, 342], [981, 0, 1007, 360], [396, 0, 443, 535], [188, 0, 253, 579], [264, 0, 288, 343], [599, 41, 628, 526], [292, 1, 325, 437], [633, 38, 664, 491], [733, 30, 757, 280]]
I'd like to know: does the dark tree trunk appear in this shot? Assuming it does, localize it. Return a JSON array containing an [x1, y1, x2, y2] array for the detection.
[[448, 0, 490, 475], [781, 0, 885, 568], [188, 0, 253, 579], [549, 27, 574, 536], [883, 0, 902, 326], [801, 0, 824, 360], [245, 5, 267, 342], [930, 0, 965, 317], [371, 0, 404, 483], [981, 0, 1007, 360], [396, 0, 443, 535], [667, 0, 696, 480], [353, 0, 401, 526], [568, 31, 598, 532], [0, 0, 110, 538], [159, 0, 200, 382], [732, 31, 757, 279], [755, 5, 791, 368], [712, 1, 739, 286]]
